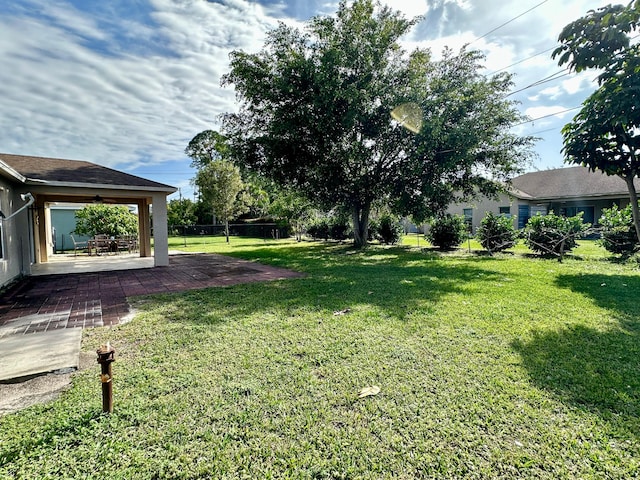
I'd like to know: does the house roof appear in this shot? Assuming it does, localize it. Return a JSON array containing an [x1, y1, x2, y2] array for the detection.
[[510, 166, 640, 200], [0, 153, 176, 193]]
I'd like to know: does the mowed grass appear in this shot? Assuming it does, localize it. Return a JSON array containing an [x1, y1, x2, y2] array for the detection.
[[1, 238, 639, 479]]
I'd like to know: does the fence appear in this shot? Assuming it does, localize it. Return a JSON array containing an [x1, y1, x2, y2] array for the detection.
[[169, 223, 290, 240]]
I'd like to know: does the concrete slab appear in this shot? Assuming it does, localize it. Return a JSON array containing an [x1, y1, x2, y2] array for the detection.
[[0, 329, 82, 382]]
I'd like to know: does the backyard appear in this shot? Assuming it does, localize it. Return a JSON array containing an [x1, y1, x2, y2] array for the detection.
[[0, 237, 638, 478]]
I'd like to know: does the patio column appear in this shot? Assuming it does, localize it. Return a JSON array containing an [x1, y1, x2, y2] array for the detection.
[[138, 199, 151, 258], [152, 193, 169, 267], [35, 196, 48, 263]]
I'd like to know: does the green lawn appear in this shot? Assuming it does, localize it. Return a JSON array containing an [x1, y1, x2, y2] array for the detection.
[[1, 237, 639, 479]]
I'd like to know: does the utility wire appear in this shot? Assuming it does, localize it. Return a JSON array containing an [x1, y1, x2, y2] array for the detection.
[[506, 69, 572, 97], [470, 0, 551, 45], [528, 127, 559, 135], [512, 106, 581, 127], [487, 46, 556, 75]]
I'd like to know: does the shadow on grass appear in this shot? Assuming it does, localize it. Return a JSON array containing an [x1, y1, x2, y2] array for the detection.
[[0, 409, 104, 466], [513, 273, 640, 425], [140, 243, 503, 325]]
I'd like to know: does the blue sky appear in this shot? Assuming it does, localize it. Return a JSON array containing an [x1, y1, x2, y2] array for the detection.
[[0, 0, 605, 200]]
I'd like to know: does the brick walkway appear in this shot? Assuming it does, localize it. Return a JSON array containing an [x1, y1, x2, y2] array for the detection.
[[0, 254, 304, 336]]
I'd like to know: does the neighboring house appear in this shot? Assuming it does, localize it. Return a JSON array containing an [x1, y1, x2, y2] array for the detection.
[[0, 153, 176, 288], [448, 166, 640, 233], [50, 203, 90, 253]]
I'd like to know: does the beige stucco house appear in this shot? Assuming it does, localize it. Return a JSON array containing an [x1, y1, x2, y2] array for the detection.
[[0, 153, 176, 288], [448, 166, 640, 233]]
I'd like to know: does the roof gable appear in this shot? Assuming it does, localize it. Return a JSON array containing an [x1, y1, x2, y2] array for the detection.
[[0, 153, 175, 192]]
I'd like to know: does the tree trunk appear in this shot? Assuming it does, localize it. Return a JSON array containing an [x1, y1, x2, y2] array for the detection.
[[351, 203, 371, 248], [225, 219, 230, 243], [622, 174, 640, 244]]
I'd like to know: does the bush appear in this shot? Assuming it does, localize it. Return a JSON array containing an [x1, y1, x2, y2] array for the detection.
[[476, 211, 518, 254], [307, 216, 350, 241], [329, 218, 350, 241], [74, 204, 138, 238], [376, 215, 404, 245], [426, 214, 468, 250], [523, 211, 590, 259], [598, 204, 638, 255], [307, 219, 330, 240]]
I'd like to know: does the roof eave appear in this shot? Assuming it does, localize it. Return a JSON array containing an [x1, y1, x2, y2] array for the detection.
[[530, 192, 630, 202], [25, 179, 177, 194], [0, 159, 27, 183]]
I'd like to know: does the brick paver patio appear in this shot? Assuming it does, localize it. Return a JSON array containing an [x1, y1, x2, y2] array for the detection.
[[0, 253, 304, 336]]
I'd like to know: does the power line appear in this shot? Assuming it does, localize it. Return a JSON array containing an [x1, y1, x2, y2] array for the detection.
[[528, 127, 559, 135], [487, 46, 556, 75], [470, 0, 551, 45], [512, 106, 581, 127], [506, 69, 572, 97]]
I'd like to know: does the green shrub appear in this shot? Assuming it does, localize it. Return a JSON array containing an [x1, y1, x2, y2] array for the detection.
[[523, 211, 590, 259], [307, 219, 330, 240], [598, 204, 638, 255], [307, 216, 350, 241], [376, 215, 404, 245], [426, 214, 467, 250], [476, 211, 518, 254], [74, 204, 138, 237], [329, 218, 350, 240]]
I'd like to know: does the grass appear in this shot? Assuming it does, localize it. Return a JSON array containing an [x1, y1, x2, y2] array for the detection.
[[1, 237, 639, 478]]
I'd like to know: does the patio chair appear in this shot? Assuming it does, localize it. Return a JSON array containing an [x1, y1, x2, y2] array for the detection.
[[92, 234, 112, 255], [70, 234, 88, 256]]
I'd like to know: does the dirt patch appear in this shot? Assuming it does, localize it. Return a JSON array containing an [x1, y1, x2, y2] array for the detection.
[[0, 351, 95, 416]]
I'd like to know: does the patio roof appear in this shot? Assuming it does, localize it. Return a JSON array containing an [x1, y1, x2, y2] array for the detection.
[[0, 153, 175, 193]]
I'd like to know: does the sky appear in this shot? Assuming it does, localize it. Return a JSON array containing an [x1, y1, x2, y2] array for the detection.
[[0, 0, 607, 200]]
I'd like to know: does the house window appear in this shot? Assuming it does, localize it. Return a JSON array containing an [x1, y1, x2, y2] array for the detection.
[[463, 208, 473, 231], [499, 206, 511, 216], [559, 206, 595, 224]]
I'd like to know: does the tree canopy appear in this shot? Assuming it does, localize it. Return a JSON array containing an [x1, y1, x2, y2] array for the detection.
[[74, 204, 138, 238], [554, 1, 640, 243], [185, 130, 229, 170], [195, 160, 248, 242], [222, 0, 533, 247], [167, 198, 197, 228]]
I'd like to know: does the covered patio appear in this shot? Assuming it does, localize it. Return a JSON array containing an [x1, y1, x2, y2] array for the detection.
[[0, 153, 176, 287]]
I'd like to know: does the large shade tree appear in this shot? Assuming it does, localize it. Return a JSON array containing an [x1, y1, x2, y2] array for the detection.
[[553, 1, 640, 243], [222, 0, 534, 247]]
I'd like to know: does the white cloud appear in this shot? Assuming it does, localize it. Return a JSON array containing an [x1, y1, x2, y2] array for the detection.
[[525, 105, 574, 122], [380, 0, 430, 19], [0, 0, 279, 171], [560, 71, 598, 95], [0, 0, 618, 182]]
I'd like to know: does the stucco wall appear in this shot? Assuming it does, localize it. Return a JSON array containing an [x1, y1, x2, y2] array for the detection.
[[447, 193, 520, 233], [448, 193, 625, 234], [0, 179, 31, 288]]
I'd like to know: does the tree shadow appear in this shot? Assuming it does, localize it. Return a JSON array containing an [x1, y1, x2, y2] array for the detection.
[[138, 244, 503, 325], [512, 273, 640, 428]]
